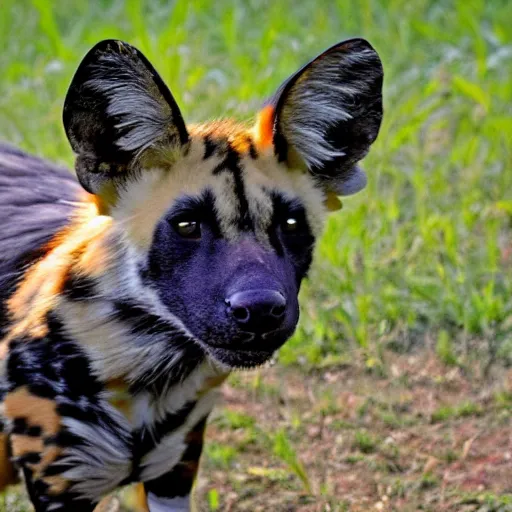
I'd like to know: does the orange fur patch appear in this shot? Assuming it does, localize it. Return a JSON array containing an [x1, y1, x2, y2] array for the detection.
[[190, 120, 250, 144], [134, 483, 150, 512], [254, 105, 275, 148], [189, 120, 259, 156], [4, 203, 112, 342]]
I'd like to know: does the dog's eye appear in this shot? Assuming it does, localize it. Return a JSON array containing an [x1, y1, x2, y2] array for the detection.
[[174, 220, 201, 239], [282, 217, 299, 233]]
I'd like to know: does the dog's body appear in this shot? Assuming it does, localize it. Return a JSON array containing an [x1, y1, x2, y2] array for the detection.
[[0, 39, 383, 511]]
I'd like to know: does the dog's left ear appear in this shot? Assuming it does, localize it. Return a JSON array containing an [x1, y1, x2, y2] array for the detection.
[[63, 39, 188, 196], [255, 38, 383, 197]]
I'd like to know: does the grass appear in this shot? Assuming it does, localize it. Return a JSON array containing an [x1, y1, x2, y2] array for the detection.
[[1, 0, 512, 510], [1, 0, 511, 370]]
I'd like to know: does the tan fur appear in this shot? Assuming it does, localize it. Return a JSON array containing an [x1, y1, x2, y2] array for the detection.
[[10, 434, 44, 456], [133, 483, 150, 512], [42, 475, 69, 495], [77, 233, 116, 278], [3, 387, 66, 489], [31, 445, 62, 480], [4, 387, 61, 435], [117, 483, 149, 512]]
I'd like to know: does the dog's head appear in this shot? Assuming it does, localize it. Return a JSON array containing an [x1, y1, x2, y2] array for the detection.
[[63, 39, 383, 368]]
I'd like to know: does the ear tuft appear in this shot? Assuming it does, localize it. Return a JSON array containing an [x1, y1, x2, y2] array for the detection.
[[263, 38, 383, 196], [63, 40, 188, 195]]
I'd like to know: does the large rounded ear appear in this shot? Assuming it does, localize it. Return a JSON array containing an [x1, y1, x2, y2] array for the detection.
[[256, 38, 383, 197], [63, 40, 189, 196]]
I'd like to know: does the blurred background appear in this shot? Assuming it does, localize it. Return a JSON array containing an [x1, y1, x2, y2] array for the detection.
[[1, 1, 511, 511]]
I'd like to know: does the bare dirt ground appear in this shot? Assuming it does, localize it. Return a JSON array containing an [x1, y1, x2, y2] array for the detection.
[[197, 353, 512, 511]]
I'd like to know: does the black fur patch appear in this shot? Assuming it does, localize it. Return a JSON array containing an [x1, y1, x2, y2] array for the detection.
[[212, 146, 252, 230], [62, 272, 97, 301], [128, 401, 197, 482], [270, 192, 315, 281]]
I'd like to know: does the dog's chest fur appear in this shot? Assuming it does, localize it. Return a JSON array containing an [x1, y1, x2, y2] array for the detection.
[[74, 363, 225, 499]]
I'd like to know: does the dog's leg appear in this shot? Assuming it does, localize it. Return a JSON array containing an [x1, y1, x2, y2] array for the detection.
[[143, 417, 208, 512], [0, 432, 18, 491]]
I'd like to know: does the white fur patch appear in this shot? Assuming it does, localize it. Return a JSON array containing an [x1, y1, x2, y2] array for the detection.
[[86, 65, 172, 155], [59, 408, 132, 500], [56, 230, 203, 387]]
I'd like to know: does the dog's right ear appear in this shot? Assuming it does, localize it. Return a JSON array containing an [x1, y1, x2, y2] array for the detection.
[[63, 40, 189, 196], [255, 38, 383, 198]]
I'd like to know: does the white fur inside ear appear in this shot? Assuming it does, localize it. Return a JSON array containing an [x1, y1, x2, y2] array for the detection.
[[330, 166, 367, 196], [280, 45, 380, 170]]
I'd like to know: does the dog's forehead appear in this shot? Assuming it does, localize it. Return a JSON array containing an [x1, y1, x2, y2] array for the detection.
[[111, 124, 327, 249]]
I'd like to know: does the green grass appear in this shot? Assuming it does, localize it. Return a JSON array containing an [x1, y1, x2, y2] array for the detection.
[[353, 429, 379, 454], [1, 0, 512, 370], [431, 400, 483, 422]]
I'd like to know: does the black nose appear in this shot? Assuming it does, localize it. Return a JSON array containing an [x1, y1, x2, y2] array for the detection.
[[226, 290, 287, 334]]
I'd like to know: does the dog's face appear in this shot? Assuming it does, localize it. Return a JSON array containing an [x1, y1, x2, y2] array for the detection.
[[63, 39, 383, 368]]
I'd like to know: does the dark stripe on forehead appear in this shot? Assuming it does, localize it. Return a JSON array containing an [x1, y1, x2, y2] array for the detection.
[[246, 136, 258, 160], [203, 135, 217, 160], [212, 146, 252, 230]]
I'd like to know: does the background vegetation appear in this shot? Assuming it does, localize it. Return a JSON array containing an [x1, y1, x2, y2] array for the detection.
[[1, 0, 511, 510]]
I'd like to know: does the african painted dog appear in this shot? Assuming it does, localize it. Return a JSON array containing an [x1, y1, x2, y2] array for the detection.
[[0, 39, 383, 511]]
